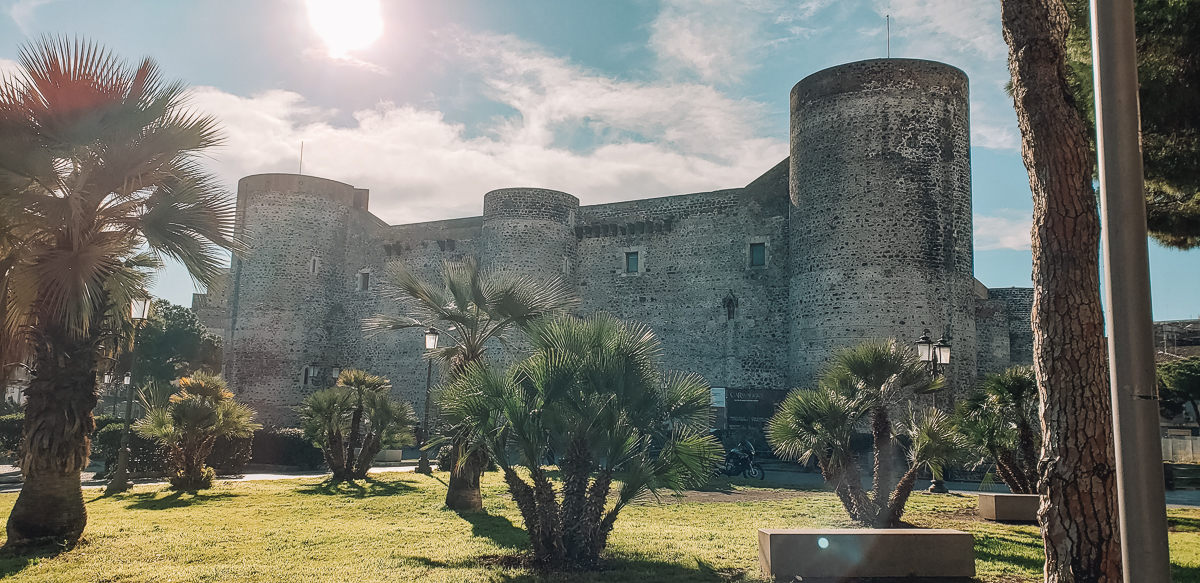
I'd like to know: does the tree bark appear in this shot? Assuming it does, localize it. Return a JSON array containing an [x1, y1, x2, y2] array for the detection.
[[870, 406, 893, 519], [886, 466, 921, 527], [444, 442, 486, 512], [1000, 0, 1122, 580], [5, 326, 99, 547]]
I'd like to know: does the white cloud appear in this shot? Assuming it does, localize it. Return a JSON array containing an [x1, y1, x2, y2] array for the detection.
[[873, 0, 1007, 62], [649, 0, 834, 84], [8, 0, 56, 35], [974, 209, 1031, 250], [0, 57, 21, 77], [190, 29, 787, 225]]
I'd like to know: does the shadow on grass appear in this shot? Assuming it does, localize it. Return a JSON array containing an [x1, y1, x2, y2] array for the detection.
[[123, 490, 241, 510], [1173, 564, 1200, 583], [974, 540, 1046, 575], [456, 510, 529, 550], [0, 539, 73, 578], [294, 476, 418, 498], [1170, 515, 1200, 532], [478, 556, 755, 582]]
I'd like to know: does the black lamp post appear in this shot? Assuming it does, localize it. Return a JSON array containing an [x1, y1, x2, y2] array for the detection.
[[106, 296, 151, 494], [914, 329, 951, 377], [416, 327, 439, 474], [915, 328, 952, 493]]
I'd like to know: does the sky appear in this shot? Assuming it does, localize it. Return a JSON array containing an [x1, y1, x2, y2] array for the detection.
[[1, 0, 1196, 320]]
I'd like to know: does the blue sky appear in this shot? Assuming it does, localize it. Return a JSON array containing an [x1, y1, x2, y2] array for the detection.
[[2, 0, 1196, 319]]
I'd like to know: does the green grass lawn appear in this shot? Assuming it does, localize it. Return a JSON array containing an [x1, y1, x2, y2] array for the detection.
[[0, 472, 1198, 582]]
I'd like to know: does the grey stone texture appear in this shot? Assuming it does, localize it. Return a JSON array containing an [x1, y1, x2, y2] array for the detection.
[[202, 59, 1035, 425]]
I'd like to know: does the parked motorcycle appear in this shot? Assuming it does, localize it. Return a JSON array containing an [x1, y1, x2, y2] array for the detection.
[[721, 441, 765, 480]]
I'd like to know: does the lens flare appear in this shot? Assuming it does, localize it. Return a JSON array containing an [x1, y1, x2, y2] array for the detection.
[[306, 0, 383, 57]]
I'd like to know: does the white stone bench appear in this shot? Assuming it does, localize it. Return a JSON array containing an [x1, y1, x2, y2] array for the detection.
[[978, 493, 1039, 522], [757, 528, 975, 580]]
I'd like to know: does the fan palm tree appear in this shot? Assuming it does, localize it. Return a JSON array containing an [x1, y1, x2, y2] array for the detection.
[[440, 313, 723, 568], [0, 37, 237, 545], [135, 372, 259, 490], [366, 257, 578, 511], [768, 338, 946, 527], [955, 366, 1040, 494], [298, 369, 416, 481]]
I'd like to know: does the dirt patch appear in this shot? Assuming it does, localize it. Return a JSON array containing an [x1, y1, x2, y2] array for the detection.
[[662, 488, 824, 504]]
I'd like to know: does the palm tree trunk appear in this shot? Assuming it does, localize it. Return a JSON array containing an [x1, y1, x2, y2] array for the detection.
[[345, 403, 364, 474], [530, 467, 565, 565], [324, 428, 347, 482], [5, 327, 99, 547], [559, 438, 592, 560], [352, 432, 380, 479], [444, 442, 485, 512], [1000, 0, 1121, 579], [503, 468, 550, 561], [579, 468, 614, 565], [871, 406, 893, 511], [1015, 421, 1039, 490], [885, 466, 921, 527], [996, 448, 1033, 495], [820, 456, 875, 526]]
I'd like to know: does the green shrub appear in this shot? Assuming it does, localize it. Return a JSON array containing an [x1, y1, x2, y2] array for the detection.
[[209, 435, 253, 472], [0, 414, 23, 454], [92, 423, 168, 474], [251, 427, 324, 469]]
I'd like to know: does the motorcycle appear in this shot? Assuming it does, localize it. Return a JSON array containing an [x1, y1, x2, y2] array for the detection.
[[721, 441, 765, 480]]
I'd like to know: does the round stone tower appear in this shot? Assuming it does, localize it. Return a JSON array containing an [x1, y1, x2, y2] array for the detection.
[[480, 188, 580, 285], [787, 59, 977, 396], [226, 173, 368, 424]]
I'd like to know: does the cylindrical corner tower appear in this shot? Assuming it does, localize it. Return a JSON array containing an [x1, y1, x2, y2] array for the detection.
[[787, 59, 977, 396], [480, 188, 581, 285], [226, 173, 361, 424]]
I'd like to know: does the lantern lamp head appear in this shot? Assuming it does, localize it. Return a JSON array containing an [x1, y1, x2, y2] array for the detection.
[[424, 327, 439, 350]]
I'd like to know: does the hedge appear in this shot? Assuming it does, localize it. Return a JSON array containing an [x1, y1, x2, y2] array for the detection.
[[250, 427, 324, 470]]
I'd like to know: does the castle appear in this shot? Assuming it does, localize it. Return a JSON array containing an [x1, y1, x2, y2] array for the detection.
[[195, 59, 1035, 426]]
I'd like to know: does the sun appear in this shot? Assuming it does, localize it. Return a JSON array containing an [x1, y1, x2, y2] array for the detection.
[[306, 0, 384, 58]]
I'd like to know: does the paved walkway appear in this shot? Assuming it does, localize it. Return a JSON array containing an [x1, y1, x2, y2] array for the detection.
[[3, 460, 1199, 508]]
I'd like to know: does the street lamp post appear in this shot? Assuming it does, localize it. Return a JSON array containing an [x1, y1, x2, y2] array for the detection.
[[915, 328, 952, 493], [416, 327, 439, 474], [106, 296, 151, 495]]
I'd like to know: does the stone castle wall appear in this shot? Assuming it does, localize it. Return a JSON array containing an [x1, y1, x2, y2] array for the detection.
[[214, 58, 1035, 425]]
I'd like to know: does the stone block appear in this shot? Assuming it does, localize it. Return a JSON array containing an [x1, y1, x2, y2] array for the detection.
[[757, 528, 975, 580], [978, 493, 1039, 522]]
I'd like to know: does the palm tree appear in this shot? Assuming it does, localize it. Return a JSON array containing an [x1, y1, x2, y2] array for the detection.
[[135, 372, 260, 490], [440, 313, 723, 568], [0, 38, 237, 545], [366, 257, 578, 512], [956, 366, 1040, 494], [298, 369, 416, 481], [767, 338, 946, 528]]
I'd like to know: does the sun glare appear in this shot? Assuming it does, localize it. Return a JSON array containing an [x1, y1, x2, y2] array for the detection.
[[306, 0, 383, 58]]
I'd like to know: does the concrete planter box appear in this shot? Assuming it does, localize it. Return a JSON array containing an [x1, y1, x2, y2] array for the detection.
[[758, 528, 975, 580], [978, 493, 1039, 522]]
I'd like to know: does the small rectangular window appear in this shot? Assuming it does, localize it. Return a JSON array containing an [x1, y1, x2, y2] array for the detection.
[[625, 252, 639, 273], [359, 271, 370, 291], [303, 365, 319, 386], [750, 243, 766, 266], [310, 257, 319, 275]]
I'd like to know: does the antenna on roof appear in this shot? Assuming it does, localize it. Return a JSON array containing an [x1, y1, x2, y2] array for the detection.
[[886, 15, 891, 58], [299, 141, 305, 175]]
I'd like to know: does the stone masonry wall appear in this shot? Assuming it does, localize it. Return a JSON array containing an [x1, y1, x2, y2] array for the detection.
[[788, 58, 977, 397]]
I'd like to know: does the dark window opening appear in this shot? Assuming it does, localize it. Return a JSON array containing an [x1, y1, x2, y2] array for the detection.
[[625, 252, 639, 273], [750, 243, 766, 266], [359, 272, 370, 291]]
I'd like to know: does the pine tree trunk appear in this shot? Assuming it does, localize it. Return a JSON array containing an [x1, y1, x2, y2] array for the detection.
[[5, 327, 99, 547], [1000, 0, 1122, 579]]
